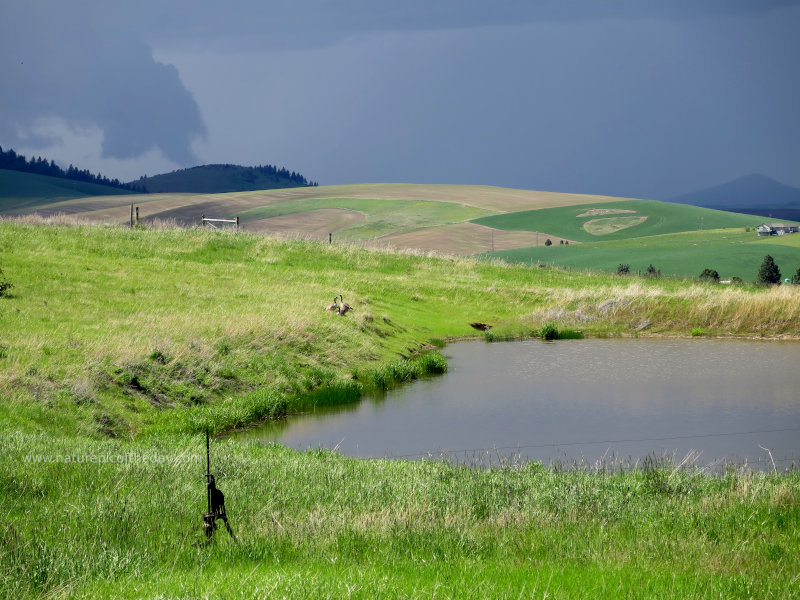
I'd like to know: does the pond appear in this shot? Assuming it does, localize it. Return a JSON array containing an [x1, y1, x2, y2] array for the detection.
[[235, 339, 800, 469]]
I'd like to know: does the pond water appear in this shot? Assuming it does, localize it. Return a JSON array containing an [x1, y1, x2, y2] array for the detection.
[[236, 339, 800, 469]]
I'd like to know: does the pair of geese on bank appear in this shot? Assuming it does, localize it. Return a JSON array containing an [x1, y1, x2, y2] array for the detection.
[[326, 295, 353, 316], [326, 295, 491, 331]]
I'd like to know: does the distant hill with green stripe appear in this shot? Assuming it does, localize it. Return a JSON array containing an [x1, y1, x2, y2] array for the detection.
[[472, 199, 765, 243], [0, 169, 135, 212]]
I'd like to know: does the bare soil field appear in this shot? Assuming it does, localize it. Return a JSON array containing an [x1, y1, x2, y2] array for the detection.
[[367, 222, 577, 255], [245, 208, 364, 238], [576, 208, 637, 217], [12, 184, 633, 223]]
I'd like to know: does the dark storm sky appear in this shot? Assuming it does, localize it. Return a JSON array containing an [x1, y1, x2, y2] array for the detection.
[[2, 0, 798, 198]]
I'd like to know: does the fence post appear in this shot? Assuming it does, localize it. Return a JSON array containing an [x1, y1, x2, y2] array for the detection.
[[130, 204, 134, 228], [202, 215, 205, 228], [329, 232, 332, 244], [236, 216, 240, 231], [135, 206, 139, 225]]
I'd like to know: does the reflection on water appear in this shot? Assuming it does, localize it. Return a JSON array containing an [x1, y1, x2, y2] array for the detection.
[[236, 339, 800, 468]]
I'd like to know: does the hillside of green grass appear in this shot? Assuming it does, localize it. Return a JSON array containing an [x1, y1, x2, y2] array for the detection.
[[0, 169, 134, 211], [2, 222, 799, 438], [473, 199, 767, 242], [1, 222, 799, 598], [132, 163, 315, 193], [487, 229, 800, 280]]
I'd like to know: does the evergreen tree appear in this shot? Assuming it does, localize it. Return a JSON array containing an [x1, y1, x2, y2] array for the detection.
[[757, 254, 781, 285], [791, 267, 800, 285], [699, 268, 720, 283], [645, 264, 660, 277]]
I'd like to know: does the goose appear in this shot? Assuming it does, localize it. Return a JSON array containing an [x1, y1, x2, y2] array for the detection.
[[337, 295, 353, 316], [469, 322, 492, 331], [325, 297, 339, 311]]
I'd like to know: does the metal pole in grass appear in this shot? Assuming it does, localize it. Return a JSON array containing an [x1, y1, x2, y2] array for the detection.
[[203, 429, 213, 538]]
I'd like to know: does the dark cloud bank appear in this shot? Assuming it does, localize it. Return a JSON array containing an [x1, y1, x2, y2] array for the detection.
[[0, 1, 205, 165]]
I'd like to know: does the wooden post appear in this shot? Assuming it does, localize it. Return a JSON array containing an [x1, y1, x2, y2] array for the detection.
[[202, 215, 205, 228], [135, 206, 139, 226], [130, 204, 134, 228], [329, 232, 332, 244], [235, 216, 240, 231]]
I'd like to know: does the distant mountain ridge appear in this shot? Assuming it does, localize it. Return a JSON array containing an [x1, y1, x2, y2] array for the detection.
[[130, 164, 318, 194], [667, 174, 800, 209]]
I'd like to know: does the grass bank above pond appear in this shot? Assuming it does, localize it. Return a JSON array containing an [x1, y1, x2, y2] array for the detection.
[[1, 222, 799, 598], [1, 220, 799, 436]]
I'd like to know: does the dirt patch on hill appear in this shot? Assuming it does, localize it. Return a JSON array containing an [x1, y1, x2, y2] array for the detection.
[[245, 208, 364, 239], [583, 215, 648, 235], [576, 208, 637, 218], [367, 222, 577, 255]]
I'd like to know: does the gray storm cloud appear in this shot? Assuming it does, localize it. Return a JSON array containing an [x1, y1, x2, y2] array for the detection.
[[0, 2, 205, 165]]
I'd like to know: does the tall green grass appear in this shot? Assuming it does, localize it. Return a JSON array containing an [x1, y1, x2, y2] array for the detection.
[[2, 431, 798, 599], [2, 222, 799, 598]]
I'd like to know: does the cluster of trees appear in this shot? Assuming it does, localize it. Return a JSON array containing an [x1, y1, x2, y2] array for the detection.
[[616, 263, 660, 276], [699, 255, 800, 285], [0, 146, 146, 192], [136, 163, 318, 188], [251, 164, 317, 187]]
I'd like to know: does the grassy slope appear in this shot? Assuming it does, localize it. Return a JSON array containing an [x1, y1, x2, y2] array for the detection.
[[489, 229, 800, 280], [2, 223, 800, 598], [0, 169, 134, 212], [3, 223, 800, 433], [472, 199, 768, 243]]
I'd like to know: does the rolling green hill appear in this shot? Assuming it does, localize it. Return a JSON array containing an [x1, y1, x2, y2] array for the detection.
[[4, 179, 797, 280], [131, 164, 315, 193], [0, 169, 135, 212], [487, 229, 800, 280], [472, 199, 765, 243]]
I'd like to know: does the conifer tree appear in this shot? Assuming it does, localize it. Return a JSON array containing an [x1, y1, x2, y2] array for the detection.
[[757, 254, 781, 285]]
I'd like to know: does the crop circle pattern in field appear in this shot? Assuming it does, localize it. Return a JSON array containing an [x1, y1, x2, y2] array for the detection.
[[583, 215, 648, 235]]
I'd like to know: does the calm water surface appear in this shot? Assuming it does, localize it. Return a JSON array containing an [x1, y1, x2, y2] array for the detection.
[[236, 339, 800, 468]]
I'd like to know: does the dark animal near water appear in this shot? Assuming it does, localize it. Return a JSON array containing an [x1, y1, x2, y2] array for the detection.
[[469, 322, 492, 331]]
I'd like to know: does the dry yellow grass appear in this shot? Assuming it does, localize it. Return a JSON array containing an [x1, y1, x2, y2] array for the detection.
[[523, 281, 800, 336]]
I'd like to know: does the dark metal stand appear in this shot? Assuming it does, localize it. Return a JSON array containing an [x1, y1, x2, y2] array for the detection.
[[203, 429, 236, 541]]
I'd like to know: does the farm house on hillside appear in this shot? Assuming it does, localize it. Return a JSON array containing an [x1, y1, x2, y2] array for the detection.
[[756, 223, 799, 236]]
